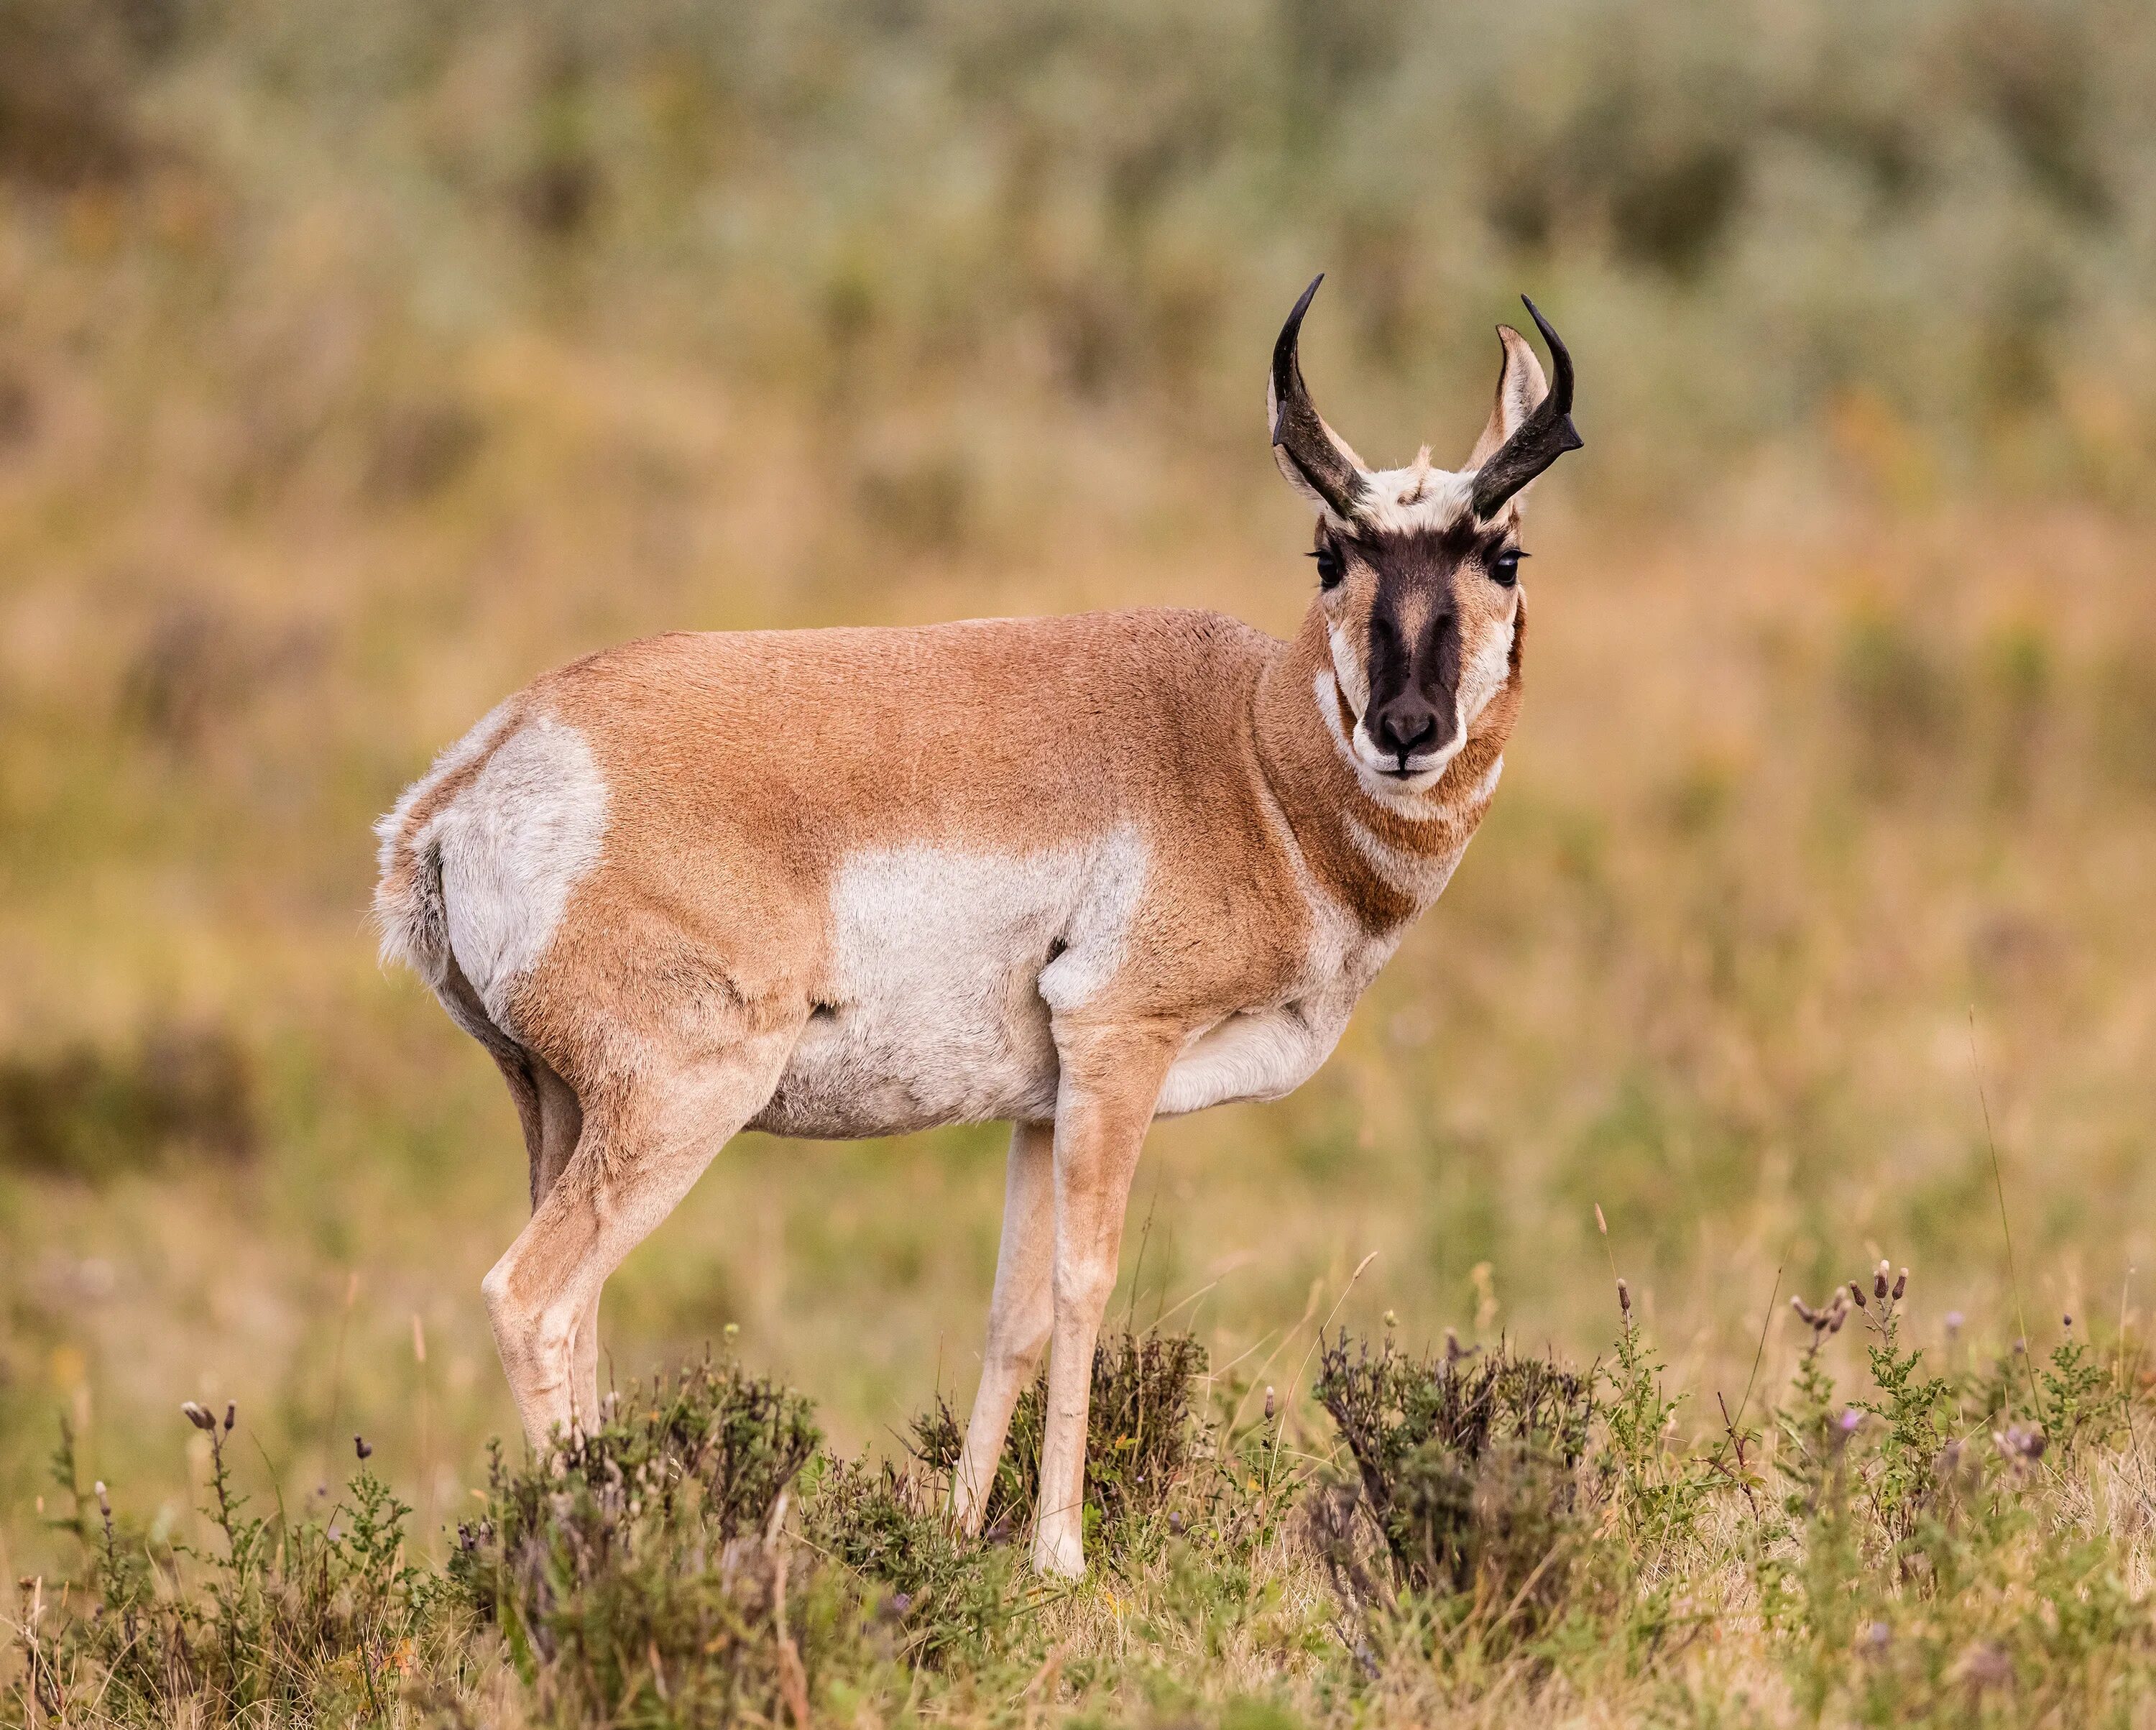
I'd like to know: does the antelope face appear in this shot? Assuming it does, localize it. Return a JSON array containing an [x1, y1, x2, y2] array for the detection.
[[1311, 497, 1523, 782], [1267, 277, 1581, 789]]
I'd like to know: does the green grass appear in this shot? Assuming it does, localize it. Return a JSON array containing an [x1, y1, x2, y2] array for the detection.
[[14, 1279, 2155, 1727], [6, 2, 2156, 1722]]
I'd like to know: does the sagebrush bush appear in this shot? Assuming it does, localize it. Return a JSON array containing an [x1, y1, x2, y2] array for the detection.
[[13, 1297, 2155, 1727], [446, 1356, 831, 1724], [1314, 1333, 1592, 1635], [910, 1328, 1208, 1542], [22, 1411, 441, 1726]]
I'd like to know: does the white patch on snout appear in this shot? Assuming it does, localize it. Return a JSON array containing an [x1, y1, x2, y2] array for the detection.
[[1457, 602, 1519, 733], [1326, 630, 1460, 787], [1326, 623, 1370, 717], [426, 716, 609, 1026], [1358, 602, 1514, 785], [1351, 711, 1466, 786], [1315, 668, 1461, 816], [753, 829, 1148, 1138]]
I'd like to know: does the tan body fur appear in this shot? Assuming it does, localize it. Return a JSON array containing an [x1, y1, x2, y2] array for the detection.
[[374, 285, 1570, 1577]]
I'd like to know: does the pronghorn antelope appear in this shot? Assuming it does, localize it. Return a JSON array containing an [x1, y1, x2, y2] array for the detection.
[[374, 277, 1580, 1578]]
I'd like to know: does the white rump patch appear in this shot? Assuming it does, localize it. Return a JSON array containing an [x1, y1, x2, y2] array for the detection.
[[425, 715, 609, 1026]]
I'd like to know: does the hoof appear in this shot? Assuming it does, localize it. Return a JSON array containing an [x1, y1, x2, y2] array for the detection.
[[1031, 1529, 1087, 1580]]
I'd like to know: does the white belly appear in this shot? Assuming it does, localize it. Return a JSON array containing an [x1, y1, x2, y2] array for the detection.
[[1154, 999, 1350, 1117], [750, 832, 1145, 1138], [746, 829, 1381, 1141]]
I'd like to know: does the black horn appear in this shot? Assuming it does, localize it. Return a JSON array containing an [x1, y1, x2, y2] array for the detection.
[[1468, 296, 1582, 519], [1270, 275, 1370, 521]]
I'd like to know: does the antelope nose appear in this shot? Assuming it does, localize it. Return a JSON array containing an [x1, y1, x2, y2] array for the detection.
[[1374, 702, 1440, 763]]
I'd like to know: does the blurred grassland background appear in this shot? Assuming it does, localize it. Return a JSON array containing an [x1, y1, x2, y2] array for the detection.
[[4, 0, 2156, 1570]]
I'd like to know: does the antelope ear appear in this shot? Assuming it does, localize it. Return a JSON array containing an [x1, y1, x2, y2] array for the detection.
[[1465, 325, 1549, 471]]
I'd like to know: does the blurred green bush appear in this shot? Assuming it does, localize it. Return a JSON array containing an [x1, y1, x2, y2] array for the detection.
[[2, 0, 2152, 500]]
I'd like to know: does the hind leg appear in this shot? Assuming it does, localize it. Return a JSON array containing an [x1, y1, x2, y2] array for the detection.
[[482, 1028, 793, 1448], [521, 1061, 607, 1425]]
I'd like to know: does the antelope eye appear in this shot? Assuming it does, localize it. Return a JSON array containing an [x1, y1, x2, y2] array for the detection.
[[1489, 550, 1524, 588], [1312, 541, 1345, 589]]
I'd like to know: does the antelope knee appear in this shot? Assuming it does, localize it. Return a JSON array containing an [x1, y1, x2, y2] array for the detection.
[[1053, 1258, 1118, 1317], [482, 1262, 569, 1366]]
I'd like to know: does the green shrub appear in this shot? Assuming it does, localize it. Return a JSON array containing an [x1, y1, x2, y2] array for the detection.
[[1314, 1333, 1590, 1631], [447, 1357, 829, 1722], [909, 1329, 1208, 1545], [24, 1409, 440, 1725]]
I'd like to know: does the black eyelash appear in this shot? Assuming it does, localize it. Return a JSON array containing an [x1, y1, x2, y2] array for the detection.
[[1309, 543, 1345, 589]]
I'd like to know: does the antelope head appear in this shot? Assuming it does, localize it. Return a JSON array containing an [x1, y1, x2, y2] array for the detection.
[[1268, 275, 1581, 788]]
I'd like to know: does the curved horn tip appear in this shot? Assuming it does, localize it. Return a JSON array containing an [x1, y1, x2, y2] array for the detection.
[[1519, 295, 1570, 359], [1271, 273, 1330, 445], [1276, 274, 1327, 355]]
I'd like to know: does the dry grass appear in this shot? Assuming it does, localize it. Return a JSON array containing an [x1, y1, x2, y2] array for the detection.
[[5, 3, 2156, 1721], [14, 1298, 2156, 1726]]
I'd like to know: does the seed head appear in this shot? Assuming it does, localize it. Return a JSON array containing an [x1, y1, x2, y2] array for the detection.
[[222, 1402, 236, 1433], [1874, 1261, 1890, 1301], [1994, 1422, 2046, 1463], [1263, 1386, 1276, 1422], [1792, 1296, 1817, 1325], [1595, 1204, 1608, 1238], [94, 1482, 110, 1517], [1848, 1281, 1868, 1310], [1617, 1277, 1631, 1315], [354, 1435, 373, 1462], [1892, 1269, 1907, 1302], [182, 1402, 215, 1431]]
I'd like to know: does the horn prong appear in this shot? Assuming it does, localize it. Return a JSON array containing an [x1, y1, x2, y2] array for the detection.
[[1469, 295, 1583, 517]]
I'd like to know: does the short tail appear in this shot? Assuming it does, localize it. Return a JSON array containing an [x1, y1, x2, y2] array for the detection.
[[373, 819, 453, 986], [372, 696, 521, 988], [374, 750, 548, 1167]]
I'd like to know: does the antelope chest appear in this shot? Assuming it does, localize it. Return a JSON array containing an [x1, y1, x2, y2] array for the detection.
[[745, 829, 1378, 1140]]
